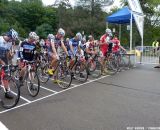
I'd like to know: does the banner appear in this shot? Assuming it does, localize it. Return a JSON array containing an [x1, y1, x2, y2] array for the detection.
[[127, 0, 144, 39], [127, 0, 143, 14], [133, 13, 144, 39]]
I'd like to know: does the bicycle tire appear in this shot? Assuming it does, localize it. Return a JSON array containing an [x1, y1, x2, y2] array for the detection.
[[37, 64, 50, 83], [56, 65, 72, 89], [73, 62, 88, 82], [26, 72, 40, 97], [1, 77, 20, 109]]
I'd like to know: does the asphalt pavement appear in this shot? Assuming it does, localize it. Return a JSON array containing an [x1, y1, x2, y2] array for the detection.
[[0, 64, 160, 130]]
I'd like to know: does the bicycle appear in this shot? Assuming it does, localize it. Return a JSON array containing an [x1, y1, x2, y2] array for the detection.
[[14, 59, 40, 97], [0, 64, 20, 109], [37, 54, 73, 89], [70, 54, 88, 82], [86, 54, 102, 78]]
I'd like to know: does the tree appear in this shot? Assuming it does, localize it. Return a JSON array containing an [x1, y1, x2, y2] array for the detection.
[[36, 23, 53, 39]]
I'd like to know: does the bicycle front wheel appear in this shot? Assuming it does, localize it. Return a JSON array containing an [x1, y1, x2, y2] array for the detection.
[[37, 64, 50, 83], [0, 77, 20, 109], [73, 62, 88, 82], [56, 65, 72, 89], [26, 72, 40, 97]]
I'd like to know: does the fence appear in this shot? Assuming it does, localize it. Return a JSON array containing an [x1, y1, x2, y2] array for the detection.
[[135, 46, 160, 64]]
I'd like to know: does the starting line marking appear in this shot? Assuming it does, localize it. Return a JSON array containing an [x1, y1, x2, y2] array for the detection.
[[0, 121, 8, 130], [0, 75, 110, 114], [40, 85, 58, 93]]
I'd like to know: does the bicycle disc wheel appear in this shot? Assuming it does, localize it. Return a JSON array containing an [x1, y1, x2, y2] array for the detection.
[[0, 77, 20, 109], [26, 72, 40, 97]]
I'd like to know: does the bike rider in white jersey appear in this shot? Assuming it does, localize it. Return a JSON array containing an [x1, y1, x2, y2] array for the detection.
[[0, 28, 18, 99]]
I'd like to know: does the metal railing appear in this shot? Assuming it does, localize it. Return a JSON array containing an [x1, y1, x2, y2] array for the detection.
[[135, 46, 160, 64]]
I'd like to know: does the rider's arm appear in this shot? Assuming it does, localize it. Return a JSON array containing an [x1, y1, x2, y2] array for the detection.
[[69, 41, 74, 55], [118, 41, 126, 52], [19, 42, 24, 59], [78, 41, 82, 54], [50, 41, 58, 56], [61, 40, 68, 56]]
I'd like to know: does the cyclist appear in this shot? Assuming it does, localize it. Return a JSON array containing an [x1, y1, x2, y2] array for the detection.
[[0, 28, 18, 98], [45, 34, 58, 76], [18, 32, 38, 86], [112, 33, 126, 54], [69, 32, 83, 65], [69, 32, 86, 78], [47, 28, 69, 83], [85, 35, 98, 57], [99, 28, 113, 75]]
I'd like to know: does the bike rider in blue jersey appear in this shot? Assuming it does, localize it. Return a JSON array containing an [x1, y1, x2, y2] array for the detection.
[[18, 32, 38, 86], [69, 32, 85, 78], [69, 32, 82, 58]]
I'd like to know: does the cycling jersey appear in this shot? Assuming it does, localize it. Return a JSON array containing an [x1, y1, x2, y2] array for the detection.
[[20, 41, 36, 61], [69, 38, 80, 55], [0, 36, 12, 64], [45, 39, 54, 53], [64, 40, 70, 52], [112, 37, 120, 53], [86, 41, 95, 52], [100, 34, 112, 56], [79, 41, 86, 52], [36, 42, 42, 53], [54, 36, 62, 49], [100, 34, 109, 56]]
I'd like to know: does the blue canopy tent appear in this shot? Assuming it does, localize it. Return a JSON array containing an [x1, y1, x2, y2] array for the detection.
[[106, 6, 134, 24], [106, 6, 135, 51]]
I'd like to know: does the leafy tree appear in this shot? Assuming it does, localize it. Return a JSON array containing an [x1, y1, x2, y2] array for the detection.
[[36, 23, 53, 39]]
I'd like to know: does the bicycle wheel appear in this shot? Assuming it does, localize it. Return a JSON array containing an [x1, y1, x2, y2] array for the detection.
[[26, 71, 40, 97], [87, 60, 102, 78], [105, 59, 118, 75], [56, 65, 72, 89], [0, 77, 20, 109], [73, 62, 88, 82], [36, 63, 50, 83]]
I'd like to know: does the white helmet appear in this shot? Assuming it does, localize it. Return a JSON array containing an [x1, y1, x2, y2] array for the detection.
[[7, 28, 18, 41], [105, 28, 112, 34], [47, 34, 55, 40], [40, 39, 45, 46], [36, 35, 39, 42], [29, 32, 37, 40], [58, 28, 65, 36], [76, 32, 82, 41]]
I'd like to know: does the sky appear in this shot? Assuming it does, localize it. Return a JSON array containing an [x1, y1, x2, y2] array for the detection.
[[42, 0, 122, 12]]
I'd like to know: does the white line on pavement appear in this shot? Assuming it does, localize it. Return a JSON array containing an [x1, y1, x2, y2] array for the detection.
[[0, 75, 110, 114], [11, 91, 31, 103], [0, 121, 8, 130], [20, 96, 31, 103], [40, 86, 58, 93]]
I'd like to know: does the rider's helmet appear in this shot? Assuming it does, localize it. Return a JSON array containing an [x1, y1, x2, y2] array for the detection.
[[76, 32, 82, 41], [47, 34, 55, 40], [29, 32, 38, 40], [6, 28, 19, 41], [58, 28, 65, 37]]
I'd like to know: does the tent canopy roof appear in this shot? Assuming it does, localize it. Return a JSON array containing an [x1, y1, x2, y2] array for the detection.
[[106, 6, 134, 24]]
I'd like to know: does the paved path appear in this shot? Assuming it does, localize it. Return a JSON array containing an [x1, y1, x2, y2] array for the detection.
[[0, 64, 160, 130]]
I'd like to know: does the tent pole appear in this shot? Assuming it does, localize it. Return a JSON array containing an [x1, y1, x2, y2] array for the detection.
[[106, 22, 108, 28], [119, 24, 121, 41], [130, 11, 133, 52]]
